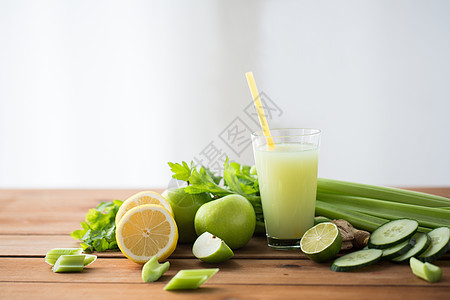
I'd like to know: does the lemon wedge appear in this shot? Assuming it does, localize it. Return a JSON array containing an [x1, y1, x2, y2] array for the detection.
[[116, 204, 178, 264], [115, 191, 173, 225]]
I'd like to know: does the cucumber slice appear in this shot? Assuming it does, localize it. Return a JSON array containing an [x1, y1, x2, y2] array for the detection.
[[418, 227, 450, 263], [410, 257, 442, 282], [382, 238, 415, 260], [331, 249, 382, 272], [368, 219, 418, 249], [392, 233, 431, 262]]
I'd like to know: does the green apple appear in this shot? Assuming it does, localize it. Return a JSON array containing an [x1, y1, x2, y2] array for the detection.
[[162, 188, 211, 243], [194, 194, 256, 249], [192, 232, 234, 263]]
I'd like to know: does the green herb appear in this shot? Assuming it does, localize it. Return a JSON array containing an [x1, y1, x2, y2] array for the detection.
[[168, 159, 265, 233], [70, 200, 123, 252]]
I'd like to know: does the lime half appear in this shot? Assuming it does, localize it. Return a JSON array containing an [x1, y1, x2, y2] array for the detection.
[[300, 222, 342, 262]]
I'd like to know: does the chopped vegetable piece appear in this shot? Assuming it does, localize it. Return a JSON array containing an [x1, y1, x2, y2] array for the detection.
[[331, 249, 382, 272], [52, 255, 86, 273], [83, 254, 97, 266], [392, 233, 431, 262], [142, 256, 170, 282], [164, 269, 218, 290], [410, 257, 442, 282], [418, 227, 450, 263], [382, 238, 415, 260], [45, 248, 83, 266], [368, 219, 418, 249], [164, 275, 208, 290], [177, 268, 219, 278]]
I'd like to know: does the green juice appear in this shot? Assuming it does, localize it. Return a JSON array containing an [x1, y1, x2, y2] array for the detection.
[[255, 143, 319, 240]]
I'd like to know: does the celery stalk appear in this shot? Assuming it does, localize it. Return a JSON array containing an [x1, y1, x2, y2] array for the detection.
[[315, 200, 388, 232], [317, 192, 450, 229], [317, 178, 450, 207]]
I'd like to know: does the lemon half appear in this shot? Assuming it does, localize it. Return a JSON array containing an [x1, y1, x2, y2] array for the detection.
[[115, 191, 173, 226], [116, 204, 178, 264]]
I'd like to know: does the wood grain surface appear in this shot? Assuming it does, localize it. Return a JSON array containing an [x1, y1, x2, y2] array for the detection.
[[1, 188, 449, 299]]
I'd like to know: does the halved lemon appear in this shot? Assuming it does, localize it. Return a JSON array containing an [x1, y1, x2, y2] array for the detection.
[[116, 204, 178, 264], [115, 191, 173, 225]]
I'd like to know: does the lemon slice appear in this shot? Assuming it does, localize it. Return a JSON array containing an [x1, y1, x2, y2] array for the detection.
[[115, 191, 173, 225], [116, 204, 178, 264]]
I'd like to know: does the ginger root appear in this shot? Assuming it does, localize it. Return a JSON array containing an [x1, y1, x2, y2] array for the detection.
[[330, 219, 370, 250]]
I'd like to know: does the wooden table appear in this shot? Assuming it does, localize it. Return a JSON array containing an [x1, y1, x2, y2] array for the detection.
[[1, 188, 449, 299]]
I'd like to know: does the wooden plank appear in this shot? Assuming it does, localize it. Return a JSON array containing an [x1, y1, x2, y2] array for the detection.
[[0, 235, 305, 259], [1, 282, 449, 300], [0, 189, 158, 235], [1, 257, 449, 287]]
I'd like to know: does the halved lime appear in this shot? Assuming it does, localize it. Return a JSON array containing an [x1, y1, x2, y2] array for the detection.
[[300, 222, 342, 262]]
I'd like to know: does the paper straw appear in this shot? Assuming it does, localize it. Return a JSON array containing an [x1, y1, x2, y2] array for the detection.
[[245, 72, 275, 149]]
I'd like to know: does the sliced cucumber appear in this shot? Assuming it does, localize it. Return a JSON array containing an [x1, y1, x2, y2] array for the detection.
[[382, 238, 415, 260], [331, 249, 382, 272], [392, 233, 431, 262], [368, 219, 418, 249], [418, 227, 450, 263]]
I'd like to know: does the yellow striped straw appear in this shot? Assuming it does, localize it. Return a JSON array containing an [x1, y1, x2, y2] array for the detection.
[[245, 72, 275, 149]]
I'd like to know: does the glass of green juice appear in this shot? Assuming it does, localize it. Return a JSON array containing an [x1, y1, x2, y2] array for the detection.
[[251, 128, 321, 249]]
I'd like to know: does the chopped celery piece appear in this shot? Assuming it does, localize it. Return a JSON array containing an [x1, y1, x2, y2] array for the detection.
[[45, 248, 83, 266], [52, 255, 85, 273], [164, 268, 219, 290], [317, 178, 450, 207], [178, 268, 219, 278], [410, 257, 442, 282], [164, 275, 208, 290], [142, 256, 170, 282], [83, 254, 97, 266]]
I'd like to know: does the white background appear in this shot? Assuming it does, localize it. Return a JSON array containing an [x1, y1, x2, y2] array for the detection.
[[0, 0, 449, 188]]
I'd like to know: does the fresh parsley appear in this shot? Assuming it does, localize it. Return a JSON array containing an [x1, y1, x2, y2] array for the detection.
[[71, 200, 123, 252]]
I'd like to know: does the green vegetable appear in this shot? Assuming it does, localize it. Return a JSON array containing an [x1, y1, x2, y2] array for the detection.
[[164, 268, 219, 290], [418, 227, 450, 263], [83, 254, 97, 266], [45, 248, 83, 266], [331, 249, 382, 272], [381, 238, 416, 260], [410, 257, 442, 282], [52, 255, 86, 273], [142, 256, 170, 282], [317, 192, 450, 230], [168, 159, 265, 233], [368, 219, 418, 249], [317, 178, 450, 207], [392, 233, 431, 262], [70, 200, 123, 252]]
